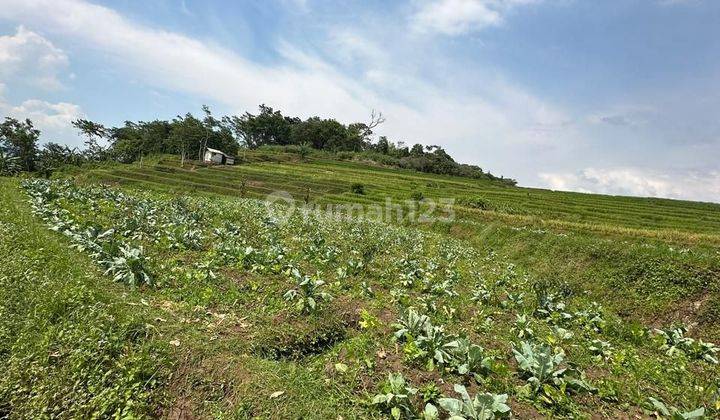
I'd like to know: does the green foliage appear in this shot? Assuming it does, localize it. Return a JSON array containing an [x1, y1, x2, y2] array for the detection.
[[351, 182, 365, 195], [3, 154, 720, 418], [102, 244, 153, 286], [393, 308, 431, 339], [438, 384, 511, 420], [21, 179, 154, 287], [513, 314, 535, 339], [283, 269, 333, 314], [654, 326, 719, 364], [0, 183, 167, 418], [513, 341, 567, 391], [372, 373, 418, 419], [648, 397, 705, 419], [451, 337, 494, 379], [0, 148, 20, 176], [0, 117, 39, 172], [513, 341, 594, 398], [457, 196, 492, 210]]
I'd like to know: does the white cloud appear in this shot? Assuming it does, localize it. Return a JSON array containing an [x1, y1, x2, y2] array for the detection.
[[0, 26, 69, 90], [0, 98, 84, 146], [0, 0, 378, 120], [327, 29, 387, 66], [410, 0, 540, 35], [539, 167, 720, 203], [0, 0, 567, 151]]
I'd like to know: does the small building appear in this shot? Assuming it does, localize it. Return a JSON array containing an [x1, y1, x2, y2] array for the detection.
[[203, 147, 235, 165]]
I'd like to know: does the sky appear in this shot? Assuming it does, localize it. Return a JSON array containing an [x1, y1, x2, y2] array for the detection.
[[0, 0, 719, 203]]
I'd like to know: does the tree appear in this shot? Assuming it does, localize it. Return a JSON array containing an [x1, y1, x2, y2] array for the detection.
[[0, 117, 40, 172], [375, 136, 390, 154], [228, 105, 297, 148], [290, 117, 348, 150], [168, 114, 204, 166], [198, 105, 214, 161], [37, 142, 84, 176], [72, 119, 108, 161], [410, 143, 424, 156], [0, 148, 20, 176]]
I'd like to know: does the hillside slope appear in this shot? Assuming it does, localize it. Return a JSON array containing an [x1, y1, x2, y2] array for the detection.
[[79, 152, 720, 335], [82, 151, 720, 242], [1, 154, 718, 418]]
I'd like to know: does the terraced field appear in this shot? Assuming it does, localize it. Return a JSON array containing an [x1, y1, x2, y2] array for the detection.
[[2, 151, 719, 418], [83, 151, 720, 243]]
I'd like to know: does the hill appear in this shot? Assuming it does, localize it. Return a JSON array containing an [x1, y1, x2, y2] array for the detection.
[[0, 150, 718, 418]]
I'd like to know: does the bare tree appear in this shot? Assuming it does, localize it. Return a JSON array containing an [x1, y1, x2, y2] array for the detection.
[[361, 109, 385, 138]]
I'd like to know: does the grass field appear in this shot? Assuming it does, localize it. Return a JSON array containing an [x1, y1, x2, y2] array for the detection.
[[85, 151, 720, 240], [1, 151, 719, 418]]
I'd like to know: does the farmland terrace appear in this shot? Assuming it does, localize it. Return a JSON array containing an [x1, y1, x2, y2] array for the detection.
[[0, 150, 719, 418]]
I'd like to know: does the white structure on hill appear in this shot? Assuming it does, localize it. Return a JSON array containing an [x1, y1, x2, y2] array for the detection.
[[203, 147, 235, 165]]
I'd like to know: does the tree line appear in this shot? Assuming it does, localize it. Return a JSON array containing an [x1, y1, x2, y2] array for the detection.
[[0, 104, 516, 185]]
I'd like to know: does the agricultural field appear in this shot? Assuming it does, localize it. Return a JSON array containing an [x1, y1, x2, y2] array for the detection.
[[1, 151, 719, 418]]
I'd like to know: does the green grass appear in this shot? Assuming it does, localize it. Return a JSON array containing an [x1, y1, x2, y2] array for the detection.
[[1, 151, 719, 418], [80, 153, 720, 243]]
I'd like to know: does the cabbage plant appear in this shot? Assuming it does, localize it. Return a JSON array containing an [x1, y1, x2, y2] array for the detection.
[[102, 244, 153, 286], [648, 397, 705, 419], [393, 309, 431, 340], [450, 337, 493, 379], [513, 341, 566, 391], [438, 384, 510, 420], [371, 373, 418, 420], [283, 270, 332, 314]]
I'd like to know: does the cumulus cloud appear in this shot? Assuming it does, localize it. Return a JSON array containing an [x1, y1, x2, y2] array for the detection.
[[0, 26, 69, 90], [0, 98, 84, 146], [410, 0, 540, 35], [539, 168, 720, 203]]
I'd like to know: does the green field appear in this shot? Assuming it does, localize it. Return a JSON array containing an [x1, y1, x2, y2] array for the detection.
[[87, 152, 720, 241], [1, 151, 719, 418]]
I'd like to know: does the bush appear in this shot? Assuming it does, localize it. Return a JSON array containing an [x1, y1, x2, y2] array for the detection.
[[351, 183, 365, 195], [336, 151, 354, 161], [410, 190, 424, 201], [457, 196, 491, 210]]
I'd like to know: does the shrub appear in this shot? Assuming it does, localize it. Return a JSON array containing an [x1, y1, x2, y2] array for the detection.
[[457, 196, 491, 210], [410, 190, 424, 201], [336, 151, 354, 160], [351, 183, 365, 195]]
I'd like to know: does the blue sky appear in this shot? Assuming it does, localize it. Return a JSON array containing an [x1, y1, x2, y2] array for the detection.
[[1, 0, 719, 202]]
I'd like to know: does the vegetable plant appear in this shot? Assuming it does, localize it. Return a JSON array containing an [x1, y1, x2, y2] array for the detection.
[[372, 373, 418, 419], [648, 397, 705, 419], [438, 384, 511, 419], [283, 269, 333, 314], [102, 244, 153, 286]]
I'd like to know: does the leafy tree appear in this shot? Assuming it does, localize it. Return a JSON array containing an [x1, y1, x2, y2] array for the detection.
[[72, 119, 108, 161], [290, 117, 348, 150], [228, 104, 297, 148], [0, 117, 40, 172], [410, 143, 425, 156], [37, 142, 84, 176], [0, 148, 20, 176], [375, 136, 390, 154]]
